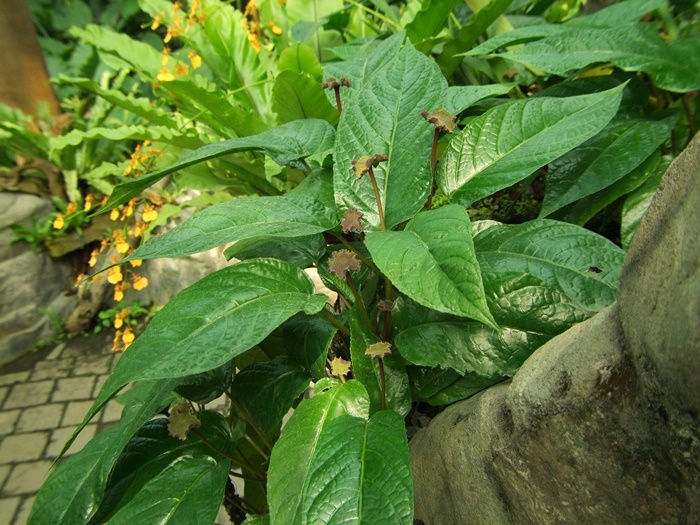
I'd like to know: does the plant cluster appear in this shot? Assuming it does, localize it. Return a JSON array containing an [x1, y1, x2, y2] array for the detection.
[[26, 0, 700, 524]]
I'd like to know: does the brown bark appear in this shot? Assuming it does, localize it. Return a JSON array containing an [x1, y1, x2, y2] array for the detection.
[[0, 0, 59, 116]]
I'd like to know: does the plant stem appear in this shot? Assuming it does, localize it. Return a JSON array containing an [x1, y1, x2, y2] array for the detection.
[[343, 0, 400, 29], [226, 393, 273, 452], [367, 166, 387, 230], [229, 469, 265, 483], [429, 129, 439, 178], [683, 94, 697, 137], [322, 307, 351, 336], [378, 358, 387, 410], [334, 86, 343, 116], [346, 273, 373, 331], [190, 428, 240, 465], [301, 158, 312, 173], [243, 433, 270, 462], [383, 277, 393, 342]]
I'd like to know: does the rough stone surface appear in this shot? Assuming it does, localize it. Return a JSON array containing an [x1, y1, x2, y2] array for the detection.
[[0, 192, 77, 366], [410, 135, 700, 524]]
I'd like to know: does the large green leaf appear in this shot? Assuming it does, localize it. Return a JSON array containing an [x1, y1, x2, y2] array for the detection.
[[442, 84, 515, 115], [406, 0, 462, 44], [474, 220, 626, 312], [175, 360, 234, 405], [78, 259, 327, 454], [395, 321, 546, 377], [124, 171, 337, 261], [365, 205, 496, 327], [231, 355, 311, 434], [566, 0, 667, 27], [51, 124, 204, 152], [272, 71, 339, 125], [437, 86, 624, 206], [102, 119, 335, 211], [349, 310, 412, 416], [224, 234, 327, 268], [268, 381, 413, 525], [278, 43, 323, 81], [334, 38, 447, 229], [621, 163, 665, 250], [28, 379, 178, 525], [541, 116, 675, 217], [408, 366, 498, 406], [498, 25, 700, 93], [89, 411, 232, 524], [283, 313, 338, 380]]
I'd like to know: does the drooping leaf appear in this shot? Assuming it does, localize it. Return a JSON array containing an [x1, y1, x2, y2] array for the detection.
[[89, 412, 232, 524], [272, 71, 339, 125], [175, 360, 234, 405], [437, 86, 624, 206], [349, 311, 412, 416], [408, 366, 498, 405], [541, 116, 674, 217], [224, 234, 327, 268], [283, 313, 338, 380], [231, 355, 311, 433], [498, 25, 700, 93], [474, 220, 626, 312], [123, 171, 338, 261], [279, 43, 324, 81], [268, 381, 413, 525], [621, 162, 666, 250], [334, 38, 448, 229], [365, 205, 496, 327], [77, 259, 327, 455], [102, 119, 335, 212], [28, 379, 178, 525]]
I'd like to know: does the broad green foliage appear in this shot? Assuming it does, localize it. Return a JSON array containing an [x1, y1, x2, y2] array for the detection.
[[31, 0, 699, 523]]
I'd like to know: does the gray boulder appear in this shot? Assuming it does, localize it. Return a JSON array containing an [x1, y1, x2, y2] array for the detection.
[[410, 135, 700, 524]]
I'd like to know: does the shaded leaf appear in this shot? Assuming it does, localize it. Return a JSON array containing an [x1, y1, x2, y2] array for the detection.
[[406, 0, 462, 44], [621, 161, 666, 250], [279, 43, 324, 81], [272, 71, 339, 125], [284, 313, 338, 380], [224, 235, 327, 268]]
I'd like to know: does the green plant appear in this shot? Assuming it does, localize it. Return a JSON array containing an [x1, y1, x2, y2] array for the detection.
[[29, 0, 700, 524]]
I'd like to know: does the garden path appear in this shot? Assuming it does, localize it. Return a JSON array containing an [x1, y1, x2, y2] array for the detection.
[[0, 332, 231, 525]]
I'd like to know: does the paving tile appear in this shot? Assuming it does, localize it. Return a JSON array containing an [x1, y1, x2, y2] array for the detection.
[[0, 433, 49, 464], [16, 404, 64, 432], [92, 374, 110, 397], [3, 461, 53, 496], [61, 400, 93, 427], [0, 464, 11, 490], [45, 343, 66, 360], [101, 401, 123, 423], [0, 372, 30, 387], [0, 497, 21, 524], [51, 377, 96, 402], [13, 495, 35, 525], [73, 354, 113, 376], [45, 424, 97, 458], [4, 381, 53, 409], [0, 410, 21, 437], [0, 385, 8, 407], [29, 358, 73, 382]]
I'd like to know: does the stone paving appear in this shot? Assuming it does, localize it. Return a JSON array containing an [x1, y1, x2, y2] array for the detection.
[[0, 333, 121, 525]]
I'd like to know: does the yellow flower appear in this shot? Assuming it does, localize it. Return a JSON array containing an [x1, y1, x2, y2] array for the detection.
[[129, 259, 143, 268], [116, 241, 130, 254], [267, 21, 283, 35], [66, 202, 78, 215], [188, 49, 202, 69], [114, 307, 130, 328], [74, 272, 85, 288], [122, 328, 135, 349], [110, 208, 120, 221], [112, 330, 122, 352], [142, 204, 158, 223], [88, 249, 99, 268], [132, 275, 149, 291], [129, 221, 145, 238], [107, 266, 123, 285], [174, 62, 189, 76], [247, 32, 261, 53], [151, 13, 163, 30], [114, 288, 124, 302], [84, 194, 94, 212], [157, 67, 174, 82], [53, 214, 65, 230], [122, 200, 135, 220]]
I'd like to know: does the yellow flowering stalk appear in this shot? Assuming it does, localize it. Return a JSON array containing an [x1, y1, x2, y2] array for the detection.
[[132, 275, 149, 291], [107, 266, 123, 285]]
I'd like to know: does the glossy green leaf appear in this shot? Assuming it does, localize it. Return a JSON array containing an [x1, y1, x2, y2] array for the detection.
[[406, 0, 462, 44], [474, 220, 626, 312], [541, 116, 674, 216], [437, 86, 624, 206], [334, 38, 447, 229], [268, 381, 413, 525], [231, 355, 311, 433], [28, 379, 178, 525], [272, 71, 339, 125], [102, 119, 335, 211], [224, 234, 327, 268], [365, 205, 496, 327], [621, 163, 665, 250], [499, 25, 700, 93], [51, 124, 204, 152], [283, 313, 338, 380], [279, 43, 323, 81], [124, 171, 337, 261], [395, 321, 547, 377], [465, 24, 566, 57], [550, 150, 663, 226], [408, 366, 497, 405], [89, 411, 232, 524], [566, 0, 667, 28], [349, 311, 412, 416], [442, 84, 515, 115], [243, 515, 271, 525], [175, 361, 234, 405], [79, 259, 327, 453]]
